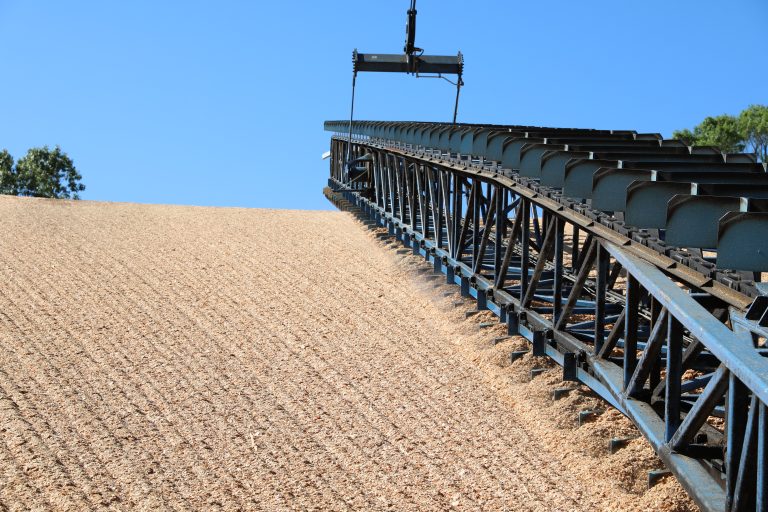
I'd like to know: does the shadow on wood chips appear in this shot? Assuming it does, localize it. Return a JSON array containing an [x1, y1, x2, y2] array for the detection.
[[378, 220, 699, 512]]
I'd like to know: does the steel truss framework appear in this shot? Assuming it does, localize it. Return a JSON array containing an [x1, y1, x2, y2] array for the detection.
[[326, 135, 768, 512], [327, 120, 768, 298]]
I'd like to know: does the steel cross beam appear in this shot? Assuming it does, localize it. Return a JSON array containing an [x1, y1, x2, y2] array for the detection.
[[325, 135, 768, 512]]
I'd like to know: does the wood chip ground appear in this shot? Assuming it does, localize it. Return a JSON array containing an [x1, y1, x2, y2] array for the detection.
[[0, 196, 697, 511]]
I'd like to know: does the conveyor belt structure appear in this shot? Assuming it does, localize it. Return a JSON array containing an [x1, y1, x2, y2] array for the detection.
[[323, 119, 768, 512]]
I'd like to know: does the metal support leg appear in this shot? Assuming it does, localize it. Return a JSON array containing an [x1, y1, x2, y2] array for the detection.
[[460, 276, 470, 297], [494, 189, 504, 283], [595, 243, 609, 354], [520, 200, 530, 300], [571, 226, 580, 269], [563, 352, 578, 382], [665, 315, 683, 442], [553, 217, 564, 324], [507, 309, 519, 335], [623, 275, 639, 389], [727, 375, 750, 510], [476, 289, 488, 311]]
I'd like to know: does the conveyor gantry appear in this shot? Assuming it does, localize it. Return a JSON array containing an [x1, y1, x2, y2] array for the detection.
[[324, 119, 768, 512]]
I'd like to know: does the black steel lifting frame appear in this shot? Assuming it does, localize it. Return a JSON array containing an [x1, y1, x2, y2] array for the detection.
[[345, 1, 464, 168], [324, 131, 768, 512]]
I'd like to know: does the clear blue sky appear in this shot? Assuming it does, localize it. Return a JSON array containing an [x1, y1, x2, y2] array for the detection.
[[1, 1, 765, 210]]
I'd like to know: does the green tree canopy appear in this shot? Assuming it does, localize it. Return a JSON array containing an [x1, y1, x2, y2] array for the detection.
[[697, 115, 745, 153], [671, 128, 696, 147], [693, 114, 744, 153], [0, 149, 14, 195], [1, 146, 85, 199], [739, 104, 768, 163], [674, 105, 768, 162]]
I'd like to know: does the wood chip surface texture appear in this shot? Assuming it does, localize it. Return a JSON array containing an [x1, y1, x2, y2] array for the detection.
[[0, 196, 695, 511]]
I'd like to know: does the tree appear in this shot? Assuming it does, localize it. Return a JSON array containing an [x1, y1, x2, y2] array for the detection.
[[14, 146, 85, 199], [0, 149, 15, 195], [673, 105, 768, 162], [692, 114, 745, 154], [739, 104, 768, 163], [672, 128, 696, 147]]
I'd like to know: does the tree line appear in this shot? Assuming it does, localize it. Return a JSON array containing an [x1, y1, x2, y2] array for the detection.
[[673, 104, 768, 162], [0, 146, 85, 199]]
